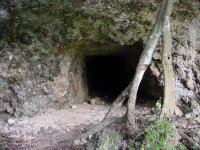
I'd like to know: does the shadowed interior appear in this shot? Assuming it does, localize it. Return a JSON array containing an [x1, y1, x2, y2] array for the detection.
[[85, 55, 133, 102], [84, 44, 163, 103]]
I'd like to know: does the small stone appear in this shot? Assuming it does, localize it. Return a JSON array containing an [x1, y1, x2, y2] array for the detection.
[[191, 100, 199, 108], [42, 85, 51, 95], [74, 139, 81, 145], [38, 127, 46, 135], [192, 130, 200, 143], [100, 101, 105, 105], [47, 127, 53, 132], [74, 138, 87, 145], [81, 138, 87, 144], [83, 102, 88, 105], [186, 81, 194, 90], [7, 118, 15, 125], [181, 97, 189, 104], [19, 119, 28, 124], [153, 52, 161, 60], [71, 105, 77, 109], [149, 114, 157, 121], [195, 117, 200, 123], [192, 106, 200, 116], [90, 98, 96, 105], [3, 126, 9, 132], [185, 113, 192, 119]]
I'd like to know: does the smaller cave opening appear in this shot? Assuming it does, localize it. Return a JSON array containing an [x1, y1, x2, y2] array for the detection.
[[84, 44, 163, 105]]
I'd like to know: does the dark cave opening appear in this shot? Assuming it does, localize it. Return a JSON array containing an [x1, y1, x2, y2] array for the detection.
[[84, 44, 163, 104], [85, 55, 133, 102]]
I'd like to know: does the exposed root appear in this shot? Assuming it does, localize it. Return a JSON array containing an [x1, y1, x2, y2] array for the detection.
[[58, 113, 127, 145], [103, 83, 131, 121], [178, 130, 200, 149], [161, 105, 183, 117], [56, 82, 132, 146]]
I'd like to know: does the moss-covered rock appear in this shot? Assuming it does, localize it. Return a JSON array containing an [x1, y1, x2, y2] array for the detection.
[[87, 129, 122, 150]]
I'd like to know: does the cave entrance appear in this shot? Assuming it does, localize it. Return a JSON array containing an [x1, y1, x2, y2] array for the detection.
[[85, 55, 133, 103], [84, 43, 163, 104]]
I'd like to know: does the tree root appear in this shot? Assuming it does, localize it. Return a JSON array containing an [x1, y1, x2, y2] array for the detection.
[[127, 0, 169, 131], [57, 83, 132, 145], [103, 83, 131, 121], [178, 130, 200, 149], [58, 114, 127, 145], [161, 105, 183, 117]]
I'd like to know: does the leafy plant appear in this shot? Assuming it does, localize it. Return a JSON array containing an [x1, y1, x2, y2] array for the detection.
[[127, 117, 180, 150], [142, 118, 176, 150], [156, 97, 162, 109], [191, 146, 199, 150], [141, 118, 177, 150]]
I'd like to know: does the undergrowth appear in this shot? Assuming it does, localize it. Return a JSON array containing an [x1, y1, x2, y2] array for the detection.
[[127, 117, 186, 150]]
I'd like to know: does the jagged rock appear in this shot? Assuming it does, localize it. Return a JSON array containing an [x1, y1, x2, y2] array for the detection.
[[7, 118, 15, 125], [74, 138, 87, 146], [89, 97, 103, 105], [71, 105, 77, 109], [0, 0, 199, 116], [185, 113, 192, 119], [97, 129, 122, 150], [87, 129, 122, 150], [192, 129, 200, 144]]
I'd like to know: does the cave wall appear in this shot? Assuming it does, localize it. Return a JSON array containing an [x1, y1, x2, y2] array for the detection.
[[151, 6, 200, 104], [0, 0, 199, 116], [0, 43, 86, 116]]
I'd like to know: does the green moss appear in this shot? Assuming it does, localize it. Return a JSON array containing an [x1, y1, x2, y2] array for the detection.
[[97, 129, 122, 150], [173, 2, 196, 22]]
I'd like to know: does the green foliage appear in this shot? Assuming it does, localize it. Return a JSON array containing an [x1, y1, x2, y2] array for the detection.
[[178, 144, 187, 150], [7, 137, 14, 144], [141, 118, 176, 150], [191, 146, 199, 150], [155, 97, 162, 109], [127, 118, 181, 150]]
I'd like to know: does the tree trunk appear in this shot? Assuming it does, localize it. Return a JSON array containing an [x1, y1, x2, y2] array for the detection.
[[161, 0, 182, 116], [127, 0, 169, 132]]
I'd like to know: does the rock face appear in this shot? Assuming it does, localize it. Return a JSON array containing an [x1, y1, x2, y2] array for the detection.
[[87, 129, 122, 150], [0, 0, 199, 116], [0, 43, 86, 116]]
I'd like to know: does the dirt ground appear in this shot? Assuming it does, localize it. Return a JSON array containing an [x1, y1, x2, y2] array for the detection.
[[0, 97, 157, 150], [0, 101, 126, 150], [0, 98, 199, 150]]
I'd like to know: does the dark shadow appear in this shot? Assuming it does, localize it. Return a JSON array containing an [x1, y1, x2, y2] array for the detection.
[[84, 42, 163, 104], [85, 55, 133, 102]]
